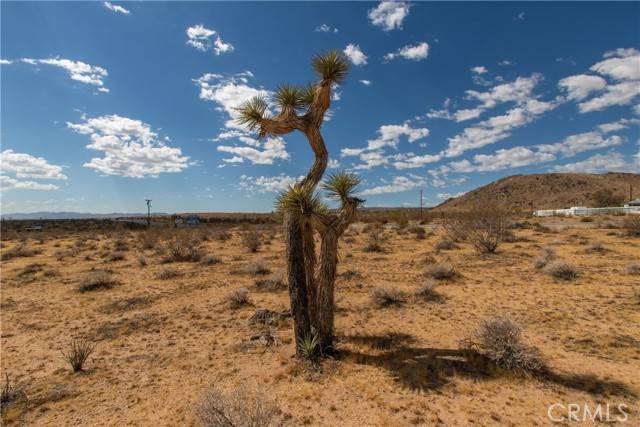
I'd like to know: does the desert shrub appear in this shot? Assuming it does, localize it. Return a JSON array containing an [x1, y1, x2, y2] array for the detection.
[[544, 261, 579, 281], [242, 231, 262, 253], [408, 225, 426, 239], [61, 339, 96, 372], [363, 231, 385, 253], [434, 238, 457, 251], [627, 262, 640, 275], [369, 287, 406, 307], [163, 232, 203, 262], [464, 206, 511, 253], [139, 230, 160, 249], [2, 244, 42, 261], [415, 279, 442, 302], [1, 373, 26, 416], [533, 246, 556, 269], [248, 309, 290, 327], [592, 188, 625, 207], [462, 317, 545, 374], [138, 256, 147, 267], [586, 241, 606, 253], [580, 216, 594, 223], [213, 230, 232, 242], [247, 262, 271, 276], [200, 255, 222, 265], [533, 223, 554, 234], [298, 333, 319, 359], [440, 216, 467, 242], [195, 385, 279, 427], [226, 288, 250, 308], [156, 268, 180, 280], [254, 276, 285, 292], [622, 215, 640, 237], [426, 263, 457, 280], [113, 238, 129, 252], [107, 251, 125, 262], [19, 263, 44, 276], [78, 270, 116, 292]]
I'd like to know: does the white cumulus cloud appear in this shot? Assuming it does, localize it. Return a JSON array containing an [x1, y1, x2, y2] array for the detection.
[[103, 2, 130, 14], [186, 24, 234, 55], [384, 42, 429, 62], [361, 175, 425, 196], [368, 1, 410, 31], [1, 150, 67, 192], [343, 44, 368, 66]]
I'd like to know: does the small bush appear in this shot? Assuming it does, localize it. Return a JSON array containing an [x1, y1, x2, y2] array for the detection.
[[592, 188, 625, 207], [434, 238, 457, 251], [78, 270, 116, 292], [369, 287, 406, 307], [213, 230, 232, 242], [627, 262, 640, 275], [363, 232, 386, 253], [464, 206, 511, 253], [586, 241, 606, 253], [200, 255, 222, 265], [415, 279, 442, 302], [247, 262, 271, 276], [2, 245, 42, 261], [156, 268, 180, 280], [533, 246, 556, 269], [226, 288, 250, 308], [107, 251, 125, 262], [1, 373, 25, 415], [61, 339, 96, 372], [242, 231, 262, 253], [545, 261, 579, 281], [410, 226, 426, 240], [163, 232, 203, 262], [138, 256, 147, 267], [254, 276, 285, 292], [113, 238, 129, 252], [195, 385, 279, 427], [622, 215, 640, 237], [426, 263, 457, 280], [462, 317, 545, 374], [139, 230, 160, 249]]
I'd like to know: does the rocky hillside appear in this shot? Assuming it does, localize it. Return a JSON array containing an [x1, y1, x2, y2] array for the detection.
[[433, 172, 640, 212]]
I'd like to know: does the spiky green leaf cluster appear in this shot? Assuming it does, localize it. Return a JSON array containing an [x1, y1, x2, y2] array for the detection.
[[275, 85, 305, 111], [322, 171, 360, 201], [235, 95, 268, 130], [312, 50, 350, 84], [276, 183, 328, 219]]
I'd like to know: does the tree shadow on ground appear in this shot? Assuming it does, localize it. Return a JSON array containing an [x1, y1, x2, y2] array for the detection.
[[339, 333, 636, 397]]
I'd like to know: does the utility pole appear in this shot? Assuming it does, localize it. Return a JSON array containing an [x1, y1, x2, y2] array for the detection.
[[419, 190, 423, 221], [145, 199, 152, 228]]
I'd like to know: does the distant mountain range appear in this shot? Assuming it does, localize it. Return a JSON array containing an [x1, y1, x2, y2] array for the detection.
[[1, 212, 168, 220]]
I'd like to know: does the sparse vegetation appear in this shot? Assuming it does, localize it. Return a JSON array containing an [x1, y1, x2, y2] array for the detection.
[[544, 261, 579, 281], [462, 317, 545, 374], [195, 385, 279, 427], [61, 339, 96, 372], [226, 288, 250, 308], [622, 215, 640, 237], [363, 231, 386, 253], [241, 231, 262, 253], [426, 262, 457, 280], [415, 279, 442, 302], [435, 238, 457, 250], [592, 188, 625, 207], [627, 262, 640, 275], [533, 246, 556, 269], [246, 262, 271, 276], [162, 232, 203, 262], [369, 287, 406, 307], [254, 276, 285, 291], [77, 270, 116, 292], [200, 254, 222, 265], [156, 268, 180, 280], [2, 244, 42, 260]]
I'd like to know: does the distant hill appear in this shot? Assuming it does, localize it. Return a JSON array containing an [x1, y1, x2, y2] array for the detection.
[[433, 172, 640, 212], [0, 212, 168, 220]]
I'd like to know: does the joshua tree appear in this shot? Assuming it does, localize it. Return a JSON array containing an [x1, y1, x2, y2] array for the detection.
[[237, 51, 363, 357]]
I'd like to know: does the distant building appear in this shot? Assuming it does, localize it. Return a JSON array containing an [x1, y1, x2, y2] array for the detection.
[[534, 205, 640, 217], [185, 215, 201, 226]]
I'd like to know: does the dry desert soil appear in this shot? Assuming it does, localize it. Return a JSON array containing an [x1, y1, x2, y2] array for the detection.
[[1, 217, 639, 426]]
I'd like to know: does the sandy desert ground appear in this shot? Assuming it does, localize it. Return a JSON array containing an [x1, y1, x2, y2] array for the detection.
[[1, 216, 639, 426]]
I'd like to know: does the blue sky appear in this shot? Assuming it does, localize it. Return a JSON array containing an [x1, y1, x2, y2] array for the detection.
[[1, 1, 639, 214]]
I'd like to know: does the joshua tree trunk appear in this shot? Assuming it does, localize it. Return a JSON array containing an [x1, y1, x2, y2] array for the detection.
[[236, 51, 362, 357]]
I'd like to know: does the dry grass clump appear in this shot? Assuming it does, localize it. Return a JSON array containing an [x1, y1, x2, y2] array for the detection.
[[195, 385, 279, 427], [464, 206, 511, 253], [106, 251, 125, 262], [462, 317, 545, 375], [363, 232, 386, 253], [213, 230, 232, 242], [544, 261, 579, 281], [61, 339, 96, 372], [1, 373, 26, 418], [77, 270, 117, 292], [200, 255, 222, 265], [627, 262, 640, 275], [369, 287, 406, 307], [113, 238, 129, 252], [622, 215, 640, 237], [162, 232, 203, 262], [242, 231, 262, 253], [139, 230, 160, 249], [19, 263, 44, 276], [435, 238, 457, 251], [586, 241, 606, 253], [415, 279, 442, 302], [226, 288, 250, 308], [408, 225, 427, 239], [533, 246, 556, 269], [247, 262, 271, 276], [2, 244, 42, 261], [426, 262, 457, 280], [156, 268, 180, 280], [254, 276, 286, 292]]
